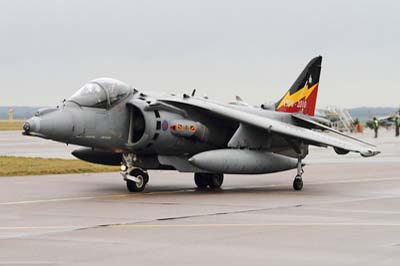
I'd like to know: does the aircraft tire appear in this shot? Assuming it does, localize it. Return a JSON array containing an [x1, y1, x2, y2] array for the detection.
[[126, 169, 148, 192], [194, 173, 209, 189], [293, 177, 303, 191], [208, 174, 224, 189]]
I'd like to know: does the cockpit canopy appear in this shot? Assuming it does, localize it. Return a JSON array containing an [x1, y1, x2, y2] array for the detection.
[[68, 78, 131, 108]]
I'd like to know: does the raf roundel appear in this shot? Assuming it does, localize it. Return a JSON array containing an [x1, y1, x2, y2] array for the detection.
[[162, 120, 169, 131]]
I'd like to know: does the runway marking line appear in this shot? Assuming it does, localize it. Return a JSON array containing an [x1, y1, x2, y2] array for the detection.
[[0, 194, 131, 206], [113, 223, 400, 228], [0, 226, 80, 230], [0, 176, 400, 206], [307, 176, 400, 185], [2, 223, 400, 230], [0, 188, 200, 206]]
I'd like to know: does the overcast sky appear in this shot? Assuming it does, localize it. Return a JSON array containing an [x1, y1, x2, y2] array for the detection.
[[1, 0, 399, 108]]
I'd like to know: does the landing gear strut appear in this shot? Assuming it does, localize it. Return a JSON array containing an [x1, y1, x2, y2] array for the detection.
[[293, 156, 304, 191], [194, 173, 224, 189], [121, 153, 149, 192]]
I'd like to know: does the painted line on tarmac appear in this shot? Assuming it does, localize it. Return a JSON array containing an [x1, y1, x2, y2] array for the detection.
[[0, 226, 81, 230], [220, 176, 400, 192], [0, 189, 197, 206], [0, 176, 399, 206], [2, 223, 400, 231], [0, 194, 130, 206], [113, 223, 400, 228], [307, 176, 400, 185]]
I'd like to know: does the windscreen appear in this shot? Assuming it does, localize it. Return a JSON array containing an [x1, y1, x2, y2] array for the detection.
[[94, 78, 130, 105], [68, 83, 108, 108], [68, 78, 130, 108]]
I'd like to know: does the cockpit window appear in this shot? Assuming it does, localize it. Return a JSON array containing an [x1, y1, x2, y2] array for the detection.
[[94, 78, 130, 106], [69, 83, 108, 108], [68, 78, 131, 108]]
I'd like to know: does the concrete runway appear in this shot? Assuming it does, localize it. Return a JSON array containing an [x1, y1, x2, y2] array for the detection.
[[0, 130, 400, 265]]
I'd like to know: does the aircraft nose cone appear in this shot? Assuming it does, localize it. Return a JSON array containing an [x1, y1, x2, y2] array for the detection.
[[22, 110, 73, 141], [22, 122, 30, 132], [22, 117, 40, 134]]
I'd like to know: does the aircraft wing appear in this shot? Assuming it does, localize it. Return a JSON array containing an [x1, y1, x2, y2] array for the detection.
[[291, 113, 374, 146], [378, 115, 394, 121], [160, 97, 380, 157]]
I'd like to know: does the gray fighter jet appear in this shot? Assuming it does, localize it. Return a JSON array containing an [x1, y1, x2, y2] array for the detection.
[[23, 56, 379, 192]]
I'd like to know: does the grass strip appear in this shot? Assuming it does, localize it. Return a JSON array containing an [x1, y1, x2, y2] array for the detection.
[[0, 156, 119, 176], [0, 120, 24, 131]]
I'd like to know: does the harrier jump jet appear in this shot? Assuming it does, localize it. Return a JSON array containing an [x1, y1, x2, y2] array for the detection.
[[23, 56, 379, 192]]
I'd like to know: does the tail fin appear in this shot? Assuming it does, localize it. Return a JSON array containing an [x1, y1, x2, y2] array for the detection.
[[275, 56, 322, 116]]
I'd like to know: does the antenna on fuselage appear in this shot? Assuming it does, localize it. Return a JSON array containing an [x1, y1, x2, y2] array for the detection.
[[236, 96, 243, 102]]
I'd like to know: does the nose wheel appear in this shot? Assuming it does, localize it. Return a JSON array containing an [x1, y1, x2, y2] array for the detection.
[[121, 164, 149, 192], [293, 156, 304, 191], [125, 169, 149, 192], [120, 154, 149, 192]]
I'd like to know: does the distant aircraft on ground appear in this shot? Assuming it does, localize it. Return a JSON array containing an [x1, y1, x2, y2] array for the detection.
[[366, 110, 400, 129], [23, 56, 379, 192]]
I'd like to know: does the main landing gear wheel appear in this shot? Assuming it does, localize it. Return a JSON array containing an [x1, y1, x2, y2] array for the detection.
[[293, 155, 304, 191], [209, 174, 224, 189], [293, 177, 303, 191], [126, 169, 149, 192], [194, 173, 224, 189], [194, 173, 208, 189]]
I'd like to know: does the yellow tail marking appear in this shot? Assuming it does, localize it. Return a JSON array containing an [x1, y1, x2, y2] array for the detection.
[[277, 83, 318, 109]]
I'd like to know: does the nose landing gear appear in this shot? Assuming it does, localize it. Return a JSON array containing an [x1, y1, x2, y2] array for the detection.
[[121, 153, 149, 192], [124, 169, 149, 192]]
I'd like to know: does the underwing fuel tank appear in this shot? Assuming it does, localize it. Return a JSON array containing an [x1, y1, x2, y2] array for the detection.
[[188, 149, 298, 174]]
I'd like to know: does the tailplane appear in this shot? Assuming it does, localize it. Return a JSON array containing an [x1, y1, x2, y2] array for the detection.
[[275, 56, 322, 116]]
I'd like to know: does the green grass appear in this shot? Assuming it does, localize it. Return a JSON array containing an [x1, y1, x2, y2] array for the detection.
[[0, 120, 24, 131], [0, 156, 119, 176]]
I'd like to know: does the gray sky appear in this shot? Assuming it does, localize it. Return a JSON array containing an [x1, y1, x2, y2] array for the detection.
[[1, 0, 399, 108]]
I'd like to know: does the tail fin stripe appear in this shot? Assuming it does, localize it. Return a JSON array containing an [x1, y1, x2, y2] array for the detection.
[[276, 83, 319, 110], [275, 56, 322, 116]]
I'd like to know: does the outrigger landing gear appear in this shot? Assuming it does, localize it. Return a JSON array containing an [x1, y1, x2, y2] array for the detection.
[[293, 156, 304, 191], [121, 153, 149, 192], [194, 173, 224, 189]]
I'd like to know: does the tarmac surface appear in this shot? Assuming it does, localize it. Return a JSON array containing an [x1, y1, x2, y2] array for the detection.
[[0, 130, 400, 265]]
